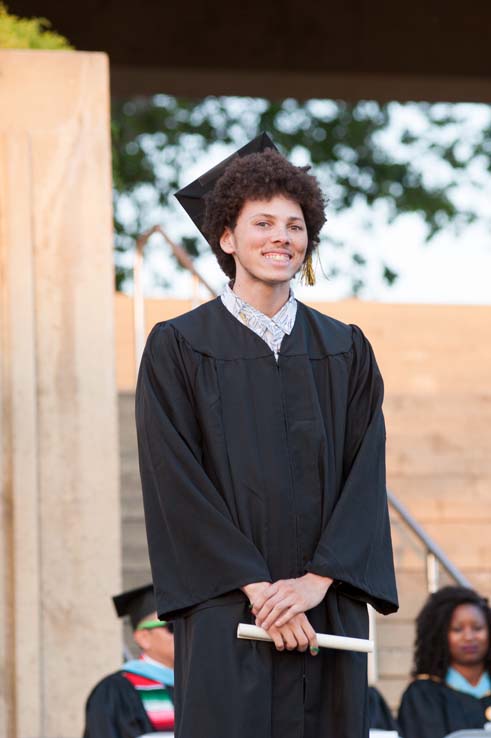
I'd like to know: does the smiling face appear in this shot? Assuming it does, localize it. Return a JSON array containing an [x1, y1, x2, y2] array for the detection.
[[219, 195, 309, 289], [447, 603, 489, 669]]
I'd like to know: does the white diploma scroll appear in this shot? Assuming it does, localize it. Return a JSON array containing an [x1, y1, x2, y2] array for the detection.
[[237, 623, 373, 653]]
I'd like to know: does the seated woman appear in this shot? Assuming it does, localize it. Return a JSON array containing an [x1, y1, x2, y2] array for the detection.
[[398, 585, 491, 738]]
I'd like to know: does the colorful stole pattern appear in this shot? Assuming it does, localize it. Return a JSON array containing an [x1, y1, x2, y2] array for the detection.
[[121, 658, 174, 731]]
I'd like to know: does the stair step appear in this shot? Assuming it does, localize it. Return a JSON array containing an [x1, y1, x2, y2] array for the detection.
[[376, 677, 408, 713], [377, 646, 412, 677], [375, 621, 414, 649]]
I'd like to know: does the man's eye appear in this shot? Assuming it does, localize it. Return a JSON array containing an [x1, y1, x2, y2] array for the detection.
[[256, 221, 269, 227]]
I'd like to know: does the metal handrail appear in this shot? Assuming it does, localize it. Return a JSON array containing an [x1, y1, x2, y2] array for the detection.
[[387, 489, 472, 592], [132, 226, 217, 378], [367, 489, 472, 685]]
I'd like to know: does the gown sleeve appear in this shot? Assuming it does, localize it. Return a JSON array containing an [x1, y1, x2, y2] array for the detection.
[[135, 322, 272, 619], [306, 324, 398, 615], [397, 680, 449, 738]]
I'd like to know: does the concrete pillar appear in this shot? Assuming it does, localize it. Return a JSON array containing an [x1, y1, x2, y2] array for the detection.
[[0, 50, 121, 738]]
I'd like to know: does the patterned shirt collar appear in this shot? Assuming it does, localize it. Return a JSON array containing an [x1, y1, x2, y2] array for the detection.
[[220, 283, 297, 359]]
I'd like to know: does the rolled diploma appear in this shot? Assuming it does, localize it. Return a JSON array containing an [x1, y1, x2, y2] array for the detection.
[[237, 623, 373, 653]]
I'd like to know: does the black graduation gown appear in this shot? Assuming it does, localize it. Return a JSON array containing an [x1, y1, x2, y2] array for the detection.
[[83, 671, 174, 738], [368, 686, 399, 731], [398, 677, 491, 738], [136, 298, 398, 738]]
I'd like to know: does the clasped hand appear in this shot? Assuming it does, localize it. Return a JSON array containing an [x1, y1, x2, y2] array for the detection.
[[242, 574, 332, 654]]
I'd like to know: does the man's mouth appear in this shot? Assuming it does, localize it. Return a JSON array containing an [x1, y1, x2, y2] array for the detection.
[[263, 252, 291, 263]]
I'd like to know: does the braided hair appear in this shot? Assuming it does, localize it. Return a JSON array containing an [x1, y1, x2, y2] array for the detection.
[[412, 585, 491, 679]]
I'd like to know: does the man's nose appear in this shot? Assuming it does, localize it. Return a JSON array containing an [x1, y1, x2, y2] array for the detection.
[[271, 226, 290, 242]]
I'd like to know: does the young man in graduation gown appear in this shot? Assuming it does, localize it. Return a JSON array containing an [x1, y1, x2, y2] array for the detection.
[[83, 584, 175, 738], [136, 134, 398, 738]]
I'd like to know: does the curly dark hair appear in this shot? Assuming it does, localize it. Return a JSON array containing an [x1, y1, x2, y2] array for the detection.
[[201, 148, 326, 280], [412, 585, 491, 679]]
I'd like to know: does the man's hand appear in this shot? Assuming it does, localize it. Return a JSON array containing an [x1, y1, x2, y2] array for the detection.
[[267, 613, 319, 654], [241, 581, 273, 606], [252, 573, 333, 630]]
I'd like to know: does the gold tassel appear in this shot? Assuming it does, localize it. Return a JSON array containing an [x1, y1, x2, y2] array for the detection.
[[300, 254, 316, 286]]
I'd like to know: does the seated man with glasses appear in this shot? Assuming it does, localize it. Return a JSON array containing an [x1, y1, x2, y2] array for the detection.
[[83, 584, 174, 738]]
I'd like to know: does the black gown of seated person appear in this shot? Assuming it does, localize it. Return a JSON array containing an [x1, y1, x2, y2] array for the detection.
[[398, 676, 491, 738], [136, 298, 398, 738], [83, 672, 175, 738], [368, 686, 399, 732]]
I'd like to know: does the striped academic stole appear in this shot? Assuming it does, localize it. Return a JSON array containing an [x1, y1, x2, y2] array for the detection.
[[121, 658, 174, 731]]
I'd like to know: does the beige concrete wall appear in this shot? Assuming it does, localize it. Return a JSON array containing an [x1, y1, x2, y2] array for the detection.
[[116, 294, 491, 709], [0, 51, 121, 738], [115, 293, 196, 390]]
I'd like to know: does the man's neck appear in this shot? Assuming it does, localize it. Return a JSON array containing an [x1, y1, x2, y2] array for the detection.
[[142, 653, 173, 671], [450, 663, 486, 686], [231, 279, 291, 318]]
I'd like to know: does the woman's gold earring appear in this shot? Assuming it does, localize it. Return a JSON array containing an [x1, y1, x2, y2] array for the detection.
[[300, 254, 316, 286]]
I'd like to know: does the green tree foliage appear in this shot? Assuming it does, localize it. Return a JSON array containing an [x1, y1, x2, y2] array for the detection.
[[112, 95, 491, 294], [0, 3, 72, 49]]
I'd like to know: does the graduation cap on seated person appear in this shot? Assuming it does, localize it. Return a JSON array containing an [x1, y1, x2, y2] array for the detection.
[[112, 583, 171, 632], [174, 131, 278, 243]]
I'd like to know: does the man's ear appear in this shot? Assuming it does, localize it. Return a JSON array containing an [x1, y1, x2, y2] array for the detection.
[[220, 227, 235, 255], [133, 629, 149, 652]]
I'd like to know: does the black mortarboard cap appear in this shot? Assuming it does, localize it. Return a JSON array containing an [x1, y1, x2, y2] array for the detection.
[[174, 132, 278, 243], [112, 584, 156, 630]]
